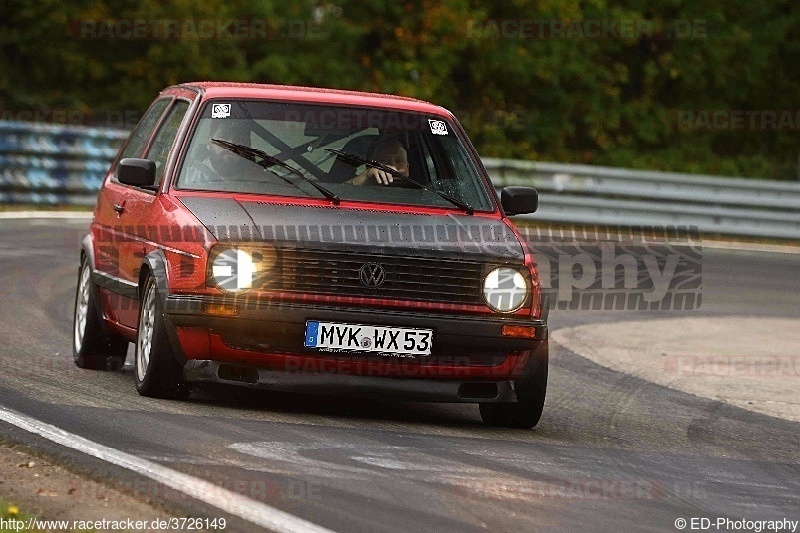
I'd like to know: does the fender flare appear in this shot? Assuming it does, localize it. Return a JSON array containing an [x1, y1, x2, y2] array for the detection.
[[140, 250, 188, 365], [140, 249, 169, 299], [78, 232, 120, 337], [80, 233, 96, 272]]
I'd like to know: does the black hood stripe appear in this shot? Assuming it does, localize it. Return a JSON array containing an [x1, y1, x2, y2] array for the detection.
[[178, 196, 524, 261]]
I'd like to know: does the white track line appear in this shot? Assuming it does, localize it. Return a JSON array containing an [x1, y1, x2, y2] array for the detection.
[[0, 405, 335, 533]]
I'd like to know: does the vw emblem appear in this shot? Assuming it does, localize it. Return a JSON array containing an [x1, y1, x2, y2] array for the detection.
[[359, 263, 386, 288]]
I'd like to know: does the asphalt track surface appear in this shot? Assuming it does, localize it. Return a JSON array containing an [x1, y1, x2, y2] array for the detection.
[[0, 217, 798, 532]]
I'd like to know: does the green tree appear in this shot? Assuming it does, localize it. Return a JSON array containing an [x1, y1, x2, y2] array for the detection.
[[1, 0, 797, 179]]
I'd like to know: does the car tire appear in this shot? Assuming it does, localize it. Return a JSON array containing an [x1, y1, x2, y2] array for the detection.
[[73, 256, 128, 371], [479, 341, 548, 429], [134, 274, 190, 400]]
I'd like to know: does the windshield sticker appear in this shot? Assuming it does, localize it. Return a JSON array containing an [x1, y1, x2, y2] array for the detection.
[[429, 119, 448, 135], [211, 103, 231, 119]]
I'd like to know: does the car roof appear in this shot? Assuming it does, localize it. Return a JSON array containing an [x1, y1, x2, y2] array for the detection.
[[168, 82, 452, 116]]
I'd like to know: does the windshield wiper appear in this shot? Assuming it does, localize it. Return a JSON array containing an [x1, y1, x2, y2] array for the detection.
[[212, 139, 340, 205], [325, 148, 474, 215]]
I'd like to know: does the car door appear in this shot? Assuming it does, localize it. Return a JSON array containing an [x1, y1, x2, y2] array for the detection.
[[93, 97, 171, 326], [114, 98, 192, 328]]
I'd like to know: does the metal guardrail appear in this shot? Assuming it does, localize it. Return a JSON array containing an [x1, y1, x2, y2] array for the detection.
[[484, 159, 800, 240], [0, 121, 127, 205], [1, 121, 798, 239]]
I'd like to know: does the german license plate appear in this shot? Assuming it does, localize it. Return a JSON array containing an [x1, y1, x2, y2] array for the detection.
[[304, 320, 432, 356]]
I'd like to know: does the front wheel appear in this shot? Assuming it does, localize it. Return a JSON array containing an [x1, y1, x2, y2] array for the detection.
[[73, 256, 128, 370], [480, 341, 548, 429], [134, 275, 189, 400]]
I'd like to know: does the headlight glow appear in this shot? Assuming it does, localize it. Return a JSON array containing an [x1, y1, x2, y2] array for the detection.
[[483, 267, 528, 312], [209, 247, 269, 292]]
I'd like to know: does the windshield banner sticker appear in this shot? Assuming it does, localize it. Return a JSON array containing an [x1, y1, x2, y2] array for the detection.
[[429, 119, 449, 135], [211, 103, 231, 118]]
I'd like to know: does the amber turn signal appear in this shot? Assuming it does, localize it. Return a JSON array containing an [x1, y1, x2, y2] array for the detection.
[[201, 303, 239, 317], [501, 325, 536, 338]]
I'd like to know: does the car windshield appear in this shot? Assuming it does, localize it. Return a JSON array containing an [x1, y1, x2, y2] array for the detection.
[[175, 100, 495, 211]]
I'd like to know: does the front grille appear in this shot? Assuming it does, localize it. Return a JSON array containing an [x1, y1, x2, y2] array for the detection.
[[269, 248, 486, 305]]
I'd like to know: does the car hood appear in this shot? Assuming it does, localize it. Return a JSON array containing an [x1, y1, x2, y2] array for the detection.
[[178, 197, 524, 262]]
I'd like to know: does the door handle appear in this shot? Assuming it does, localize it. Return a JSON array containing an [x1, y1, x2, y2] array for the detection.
[[113, 203, 125, 214]]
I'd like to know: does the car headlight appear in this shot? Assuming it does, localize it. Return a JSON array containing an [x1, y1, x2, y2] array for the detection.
[[483, 267, 528, 312], [208, 246, 275, 292]]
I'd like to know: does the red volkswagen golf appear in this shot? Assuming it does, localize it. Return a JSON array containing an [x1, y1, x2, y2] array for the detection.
[[72, 82, 548, 428]]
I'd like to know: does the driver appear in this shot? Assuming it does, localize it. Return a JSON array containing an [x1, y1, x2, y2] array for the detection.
[[181, 121, 262, 186], [207, 124, 252, 176], [347, 137, 409, 186]]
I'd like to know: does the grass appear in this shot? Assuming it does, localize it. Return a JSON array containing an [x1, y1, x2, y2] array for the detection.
[[1, 501, 37, 532], [1, 501, 96, 533]]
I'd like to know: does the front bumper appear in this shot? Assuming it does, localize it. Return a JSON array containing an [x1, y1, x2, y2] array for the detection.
[[165, 295, 547, 381], [184, 359, 520, 403]]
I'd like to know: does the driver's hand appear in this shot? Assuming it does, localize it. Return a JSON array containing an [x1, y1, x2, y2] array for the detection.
[[351, 166, 397, 186]]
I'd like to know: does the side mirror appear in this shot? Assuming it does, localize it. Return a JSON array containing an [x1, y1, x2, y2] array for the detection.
[[501, 186, 538, 216], [118, 158, 157, 188]]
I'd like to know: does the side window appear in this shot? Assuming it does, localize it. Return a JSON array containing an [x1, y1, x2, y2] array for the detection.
[[116, 98, 170, 165], [145, 101, 190, 185]]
